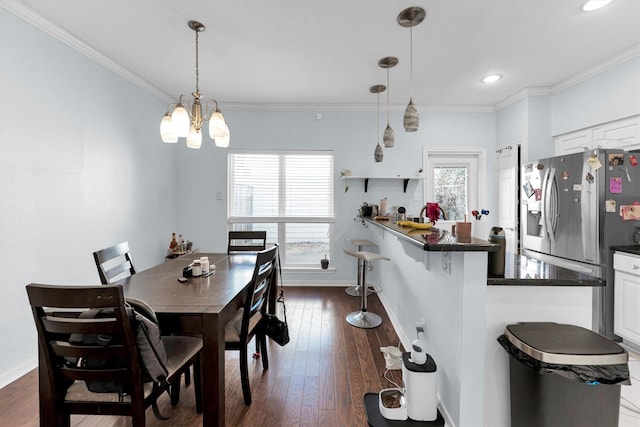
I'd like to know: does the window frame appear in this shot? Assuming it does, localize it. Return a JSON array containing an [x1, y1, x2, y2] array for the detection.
[[227, 149, 335, 269], [423, 148, 486, 227]]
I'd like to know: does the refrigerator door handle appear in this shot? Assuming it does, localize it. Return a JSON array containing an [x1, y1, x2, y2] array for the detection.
[[542, 167, 557, 244]]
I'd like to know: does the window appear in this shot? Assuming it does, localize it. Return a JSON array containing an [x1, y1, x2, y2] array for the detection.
[[228, 151, 334, 268], [424, 149, 485, 223]]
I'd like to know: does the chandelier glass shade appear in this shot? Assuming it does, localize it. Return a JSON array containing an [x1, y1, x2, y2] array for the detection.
[[378, 57, 398, 147], [160, 21, 229, 148], [398, 7, 426, 133]]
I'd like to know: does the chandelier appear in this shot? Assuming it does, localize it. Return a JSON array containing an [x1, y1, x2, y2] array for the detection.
[[160, 21, 230, 148]]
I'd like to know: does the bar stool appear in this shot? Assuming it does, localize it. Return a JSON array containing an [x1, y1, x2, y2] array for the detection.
[[343, 249, 390, 329], [345, 239, 377, 297]]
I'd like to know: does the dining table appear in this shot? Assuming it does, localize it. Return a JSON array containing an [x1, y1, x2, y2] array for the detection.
[[34, 251, 269, 426], [119, 252, 262, 426]]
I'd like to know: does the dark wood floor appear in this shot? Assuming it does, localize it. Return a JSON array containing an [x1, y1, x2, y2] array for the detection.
[[0, 287, 403, 426]]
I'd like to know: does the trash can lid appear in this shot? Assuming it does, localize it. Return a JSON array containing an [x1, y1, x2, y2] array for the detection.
[[505, 322, 627, 366]]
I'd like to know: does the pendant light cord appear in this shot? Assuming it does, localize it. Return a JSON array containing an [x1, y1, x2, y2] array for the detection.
[[377, 92, 380, 142], [194, 29, 200, 94], [409, 25, 414, 99], [386, 69, 391, 123]]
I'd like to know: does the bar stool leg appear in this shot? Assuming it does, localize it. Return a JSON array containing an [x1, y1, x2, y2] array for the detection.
[[345, 245, 373, 297], [346, 260, 382, 328]]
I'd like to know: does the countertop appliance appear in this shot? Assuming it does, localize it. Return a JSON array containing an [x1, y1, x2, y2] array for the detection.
[[521, 149, 640, 339]]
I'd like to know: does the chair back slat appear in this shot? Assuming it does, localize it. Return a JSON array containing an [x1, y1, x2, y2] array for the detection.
[[93, 242, 136, 284], [228, 231, 267, 254], [43, 316, 121, 335]]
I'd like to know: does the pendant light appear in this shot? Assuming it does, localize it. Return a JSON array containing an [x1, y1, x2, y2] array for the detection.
[[378, 57, 398, 147], [398, 7, 426, 132], [370, 84, 386, 163], [160, 20, 230, 148]]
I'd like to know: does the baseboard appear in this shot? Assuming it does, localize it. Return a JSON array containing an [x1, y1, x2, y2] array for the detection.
[[0, 357, 37, 389]]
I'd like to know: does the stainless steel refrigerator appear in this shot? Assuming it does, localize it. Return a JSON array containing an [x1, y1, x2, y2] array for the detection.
[[521, 149, 640, 339]]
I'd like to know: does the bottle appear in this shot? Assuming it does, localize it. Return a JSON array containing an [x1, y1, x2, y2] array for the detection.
[[177, 234, 184, 251], [169, 233, 178, 251], [200, 256, 210, 273], [191, 259, 202, 276]]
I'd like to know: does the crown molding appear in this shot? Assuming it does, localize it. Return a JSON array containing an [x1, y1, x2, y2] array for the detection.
[[223, 102, 495, 113], [495, 87, 552, 111], [0, 0, 173, 104], [552, 43, 640, 94]]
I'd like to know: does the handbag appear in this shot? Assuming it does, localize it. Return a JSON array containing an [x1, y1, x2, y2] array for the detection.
[[264, 247, 290, 346]]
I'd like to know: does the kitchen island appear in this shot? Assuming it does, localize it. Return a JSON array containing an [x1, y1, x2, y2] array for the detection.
[[359, 218, 601, 427]]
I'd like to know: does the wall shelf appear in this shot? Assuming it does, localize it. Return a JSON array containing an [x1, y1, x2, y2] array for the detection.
[[342, 176, 423, 193]]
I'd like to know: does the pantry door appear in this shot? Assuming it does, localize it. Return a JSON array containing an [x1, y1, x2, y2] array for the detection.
[[495, 144, 520, 255]]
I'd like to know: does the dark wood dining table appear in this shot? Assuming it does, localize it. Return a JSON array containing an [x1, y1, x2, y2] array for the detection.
[[35, 252, 265, 426], [120, 252, 258, 426]]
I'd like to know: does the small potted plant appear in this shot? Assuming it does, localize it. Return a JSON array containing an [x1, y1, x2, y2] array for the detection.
[[321, 254, 329, 269]]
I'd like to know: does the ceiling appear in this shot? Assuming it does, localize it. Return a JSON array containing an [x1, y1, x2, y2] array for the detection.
[[4, 0, 640, 110]]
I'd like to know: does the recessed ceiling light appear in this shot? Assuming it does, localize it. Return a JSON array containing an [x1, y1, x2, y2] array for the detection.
[[582, 1, 613, 12], [481, 74, 503, 84]]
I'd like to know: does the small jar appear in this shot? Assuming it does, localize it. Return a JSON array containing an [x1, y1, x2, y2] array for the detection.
[[191, 259, 202, 277], [200, 256, 210, 273]]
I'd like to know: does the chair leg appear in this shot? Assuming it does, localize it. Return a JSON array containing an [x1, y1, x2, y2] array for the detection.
[[184, 366, 191, 386], [170, 377, 181, 407], [240, 346, 252, 405], [193, 355, 202, 414], [259, 333, 269, 370]]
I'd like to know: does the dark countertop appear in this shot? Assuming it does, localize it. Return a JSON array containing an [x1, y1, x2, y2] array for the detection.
[[365, 217, 603, 287], [488, 253, 604, 287], [364, 218, 499, 252], [611, 245, 640, 256]]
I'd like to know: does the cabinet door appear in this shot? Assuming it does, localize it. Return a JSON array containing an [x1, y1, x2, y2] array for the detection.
[[593, 115, 640, 150], [614, 269, 640, 347], [554, 130, 592, 155]]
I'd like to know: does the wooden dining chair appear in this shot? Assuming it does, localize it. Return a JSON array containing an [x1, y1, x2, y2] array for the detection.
[[92, 241, 194, 389], [225, 245, 278, 405], [93, 242, 137, 284], [227, 231, 267, 254], [26, 283, 203, 427]]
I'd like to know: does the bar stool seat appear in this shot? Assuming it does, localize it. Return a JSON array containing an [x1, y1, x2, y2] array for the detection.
[[343, 249, 390, 329], [346, 239, 377, 297]]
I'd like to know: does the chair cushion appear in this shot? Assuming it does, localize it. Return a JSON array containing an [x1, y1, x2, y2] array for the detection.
[[224, 308, 263, 342], [163, 335, 202, 378]]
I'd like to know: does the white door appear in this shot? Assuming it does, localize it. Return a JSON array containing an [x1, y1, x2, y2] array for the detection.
[[496, 145, 519, 255]]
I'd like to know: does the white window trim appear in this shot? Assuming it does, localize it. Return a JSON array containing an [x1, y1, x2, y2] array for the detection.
[[423, 147, 487, 226], [227, 149, 335, 269]]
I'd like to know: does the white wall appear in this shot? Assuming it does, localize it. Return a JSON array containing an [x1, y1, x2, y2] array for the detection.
[[0, 9, 177, 386], [551, 57, 640, 136]]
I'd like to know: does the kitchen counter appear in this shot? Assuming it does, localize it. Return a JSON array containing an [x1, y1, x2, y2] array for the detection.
[[363, 217, 498, 252], [611, 244, 640, 256], [364, 217, 603, 287], [488, 253, 604, 286]]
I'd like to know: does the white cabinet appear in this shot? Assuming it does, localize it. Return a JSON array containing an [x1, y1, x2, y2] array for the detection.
[[593, 115, 640, 150], [555, 114, 640, 155], [614, 252, 640, 348], [554, 129, 591, 155]]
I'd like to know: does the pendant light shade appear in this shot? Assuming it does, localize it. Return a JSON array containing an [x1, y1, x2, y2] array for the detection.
[[370, 84, 386, 163], [378, 57, 398, 147], [398, 7, 426, 133], [404, 98, 419, 132]]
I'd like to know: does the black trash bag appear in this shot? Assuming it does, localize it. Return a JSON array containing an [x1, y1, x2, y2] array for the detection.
[[497, 334, 631, 386]]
